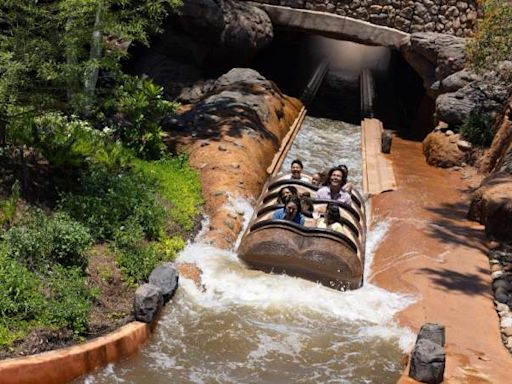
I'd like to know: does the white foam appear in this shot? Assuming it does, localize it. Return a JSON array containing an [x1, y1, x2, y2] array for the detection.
[[176, 198, 415, 345]]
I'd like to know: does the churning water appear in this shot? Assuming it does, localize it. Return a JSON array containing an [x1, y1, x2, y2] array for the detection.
[[81, 117, 416, 384]]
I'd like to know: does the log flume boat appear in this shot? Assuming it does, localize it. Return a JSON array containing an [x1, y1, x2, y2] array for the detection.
[[238, 174, 367, 291]]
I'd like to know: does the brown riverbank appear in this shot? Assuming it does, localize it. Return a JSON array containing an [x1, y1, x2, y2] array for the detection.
[[369, 136, 512, 383]]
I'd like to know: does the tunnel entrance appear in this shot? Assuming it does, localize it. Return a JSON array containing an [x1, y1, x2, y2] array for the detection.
[[251, 31, 433, 139]]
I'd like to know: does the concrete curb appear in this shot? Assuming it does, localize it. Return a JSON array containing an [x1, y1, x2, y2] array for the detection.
[[0, 322, 150, 384]]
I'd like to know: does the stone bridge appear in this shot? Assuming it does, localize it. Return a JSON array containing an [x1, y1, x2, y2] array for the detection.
[[245, 0, 478, 47]]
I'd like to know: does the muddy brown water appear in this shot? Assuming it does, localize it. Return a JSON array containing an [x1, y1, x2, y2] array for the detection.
[[79, 117, 415, 384]]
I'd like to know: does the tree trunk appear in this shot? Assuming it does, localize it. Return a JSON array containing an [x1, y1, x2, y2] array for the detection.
[[84, 3, 103, 108]]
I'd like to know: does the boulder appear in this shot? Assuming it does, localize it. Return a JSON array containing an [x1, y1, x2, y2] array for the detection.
[[409, 339, 445, 384], [127, 0, 273, 97], [164, 67, 302, 248], [134, 283, 164, 323], [468, 171, 512, 241], [401, 32, 466, 94], [436, 62, 512, 126], [149, 262, 179, 302], [432, 69, 481, 95], [423, 130, 466, 167], [417, 323, 445, 347]]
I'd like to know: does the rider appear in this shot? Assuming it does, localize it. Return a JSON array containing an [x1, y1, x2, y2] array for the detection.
[[316, 166, 351, 207], [272, 195, 305, 225], [290, 159, 309, 181]]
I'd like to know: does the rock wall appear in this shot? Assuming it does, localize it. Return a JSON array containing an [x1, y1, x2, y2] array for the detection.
[[128, 0, 273, 98], [247, 0, 478, 36]]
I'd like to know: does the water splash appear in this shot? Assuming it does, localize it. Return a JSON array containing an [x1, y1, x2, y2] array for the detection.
[[80, 117, 416, 384]]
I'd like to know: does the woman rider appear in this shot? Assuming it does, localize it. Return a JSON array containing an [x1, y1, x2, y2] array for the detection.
[[316, 203, 343, 233], [316, 166, 351, 207], [276, 186, 298, 204], [272, 195, 305, 225]]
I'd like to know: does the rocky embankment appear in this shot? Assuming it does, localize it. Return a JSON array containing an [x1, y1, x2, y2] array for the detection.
[[165, 68, 302, 250], [402, 31, 512, 355]]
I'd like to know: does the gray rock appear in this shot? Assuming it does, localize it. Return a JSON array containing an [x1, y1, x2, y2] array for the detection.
[[436, 68, 512, 126], [149, 262, 179, 302], [381, 130, 393, 153], [134, 283, 164, 323], [128, 0, 273, 98], [457, 140, 472, 151], [495, 287, 510, 305], [417, 323, 446, 347], [410, 339, 445, 384], [493, 278, 510, 291], [438, 69, 480, 94]]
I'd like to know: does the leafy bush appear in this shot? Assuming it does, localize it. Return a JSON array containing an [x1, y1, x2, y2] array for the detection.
[[0, 249, 45, 321], [460, 110, 494, 147], [58, 165, 166, 240], [102, 75, 178, 160], [47, 213, 93, 269], [156, 236, 186, 260], [0, 180, 20, 227], [43, 266, 95, 336], [467, 0, 512, 72], [3, 210, 92, 270], [134, 155, 203, 230], [112, 220, 164, 283]]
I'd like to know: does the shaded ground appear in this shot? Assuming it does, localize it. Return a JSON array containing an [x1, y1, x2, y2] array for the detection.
[[370, 137, 512, 383]]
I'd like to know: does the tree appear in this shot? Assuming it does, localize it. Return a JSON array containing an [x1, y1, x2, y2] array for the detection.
[[466, 0, 512, 73], [0, 0, 182, 143]]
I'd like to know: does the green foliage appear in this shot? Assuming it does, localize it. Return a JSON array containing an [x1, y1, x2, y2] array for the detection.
[[48, 213, 93, 268], [0, 0, 182, 119], [460, 110, 494, 147], [134, 155, 203, 230], [112, 220, 164, 283], [0, 248, 45, 321], [43, 266, 94, 335], [466, 0, 512, 72], [102, 75, 178, 159], [156, 236, 186, 260], [0, 180, 20, 226], [0, 249, 95, 345], [7, 112, 132, 169], [3, 210, 92, 270], [58, 165, 166, 240]]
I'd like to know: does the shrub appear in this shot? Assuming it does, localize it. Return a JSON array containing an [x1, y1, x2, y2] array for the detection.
[[102, 75, 178, 160], [112, 220, 165, 283], [3, 211, 54, 271], [58, 165, 166, 240], [3, 209, 92, 270], [133, 155, 203, 230], [43, 266, 95, 336], [460, 111, 494, 147], [0, 180, 20, 227], [156, 236, 186, 260], [47, 213, 92, 269], [466, 0, 512, 73], [0, 249, 45, 321]]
